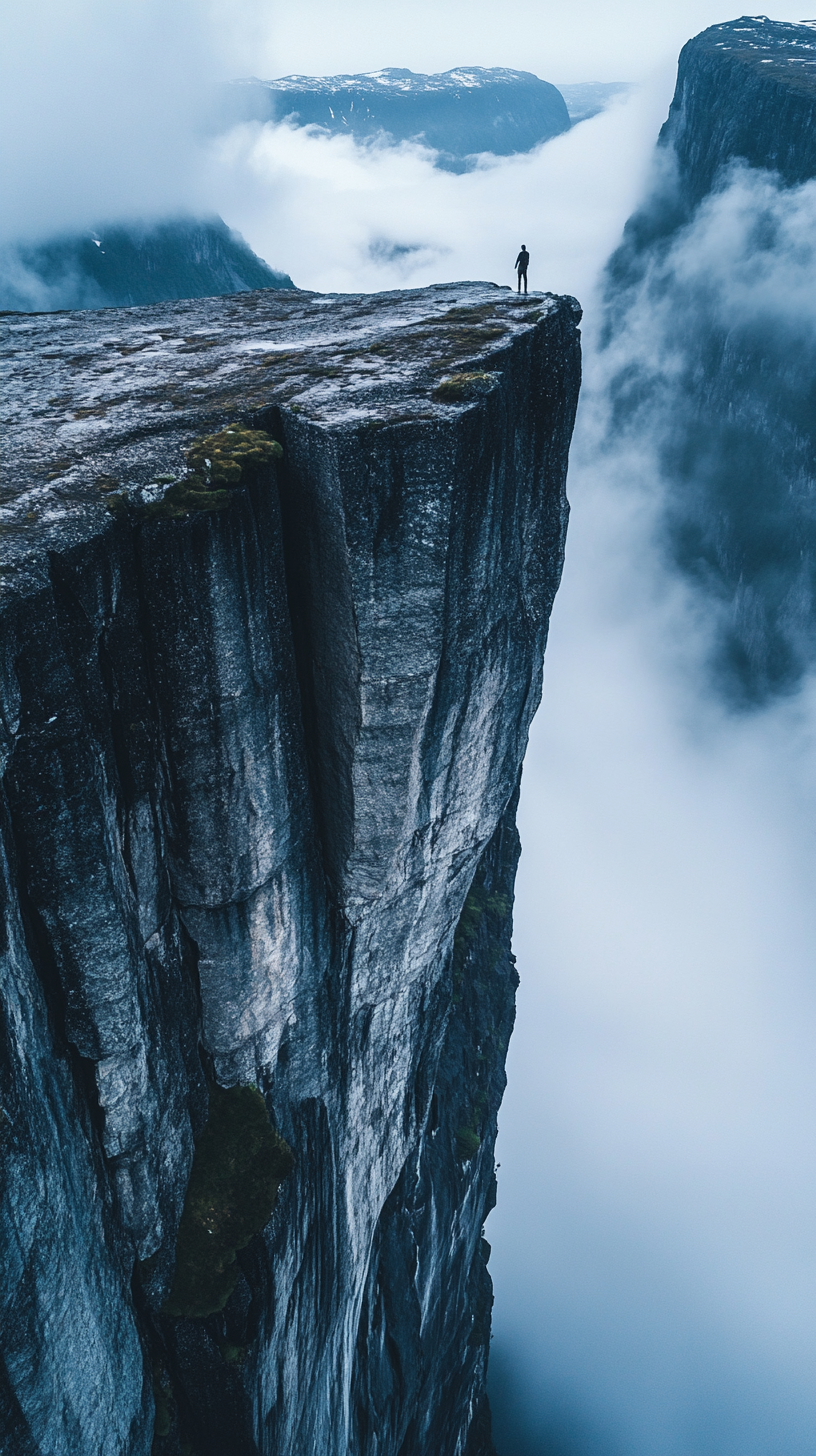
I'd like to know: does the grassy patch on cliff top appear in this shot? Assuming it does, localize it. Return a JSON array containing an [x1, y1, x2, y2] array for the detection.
[[164, 1084, 293, 1320], [132, 425, 282, 521], [185, 425, 281, 487]]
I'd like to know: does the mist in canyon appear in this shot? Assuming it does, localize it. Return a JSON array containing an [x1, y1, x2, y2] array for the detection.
[[487, 280, 816, 1453], [6, 3, 816, 1450], [223, 76, 816, 1456]]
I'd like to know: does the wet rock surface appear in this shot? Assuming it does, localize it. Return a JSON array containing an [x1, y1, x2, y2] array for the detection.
[[0, 281, 581, 1454]]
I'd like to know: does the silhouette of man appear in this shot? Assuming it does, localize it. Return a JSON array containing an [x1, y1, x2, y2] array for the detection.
[[515, 244, 530, 294]]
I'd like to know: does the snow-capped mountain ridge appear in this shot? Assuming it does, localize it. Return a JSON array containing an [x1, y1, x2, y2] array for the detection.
[[244, 66, 547, 94]]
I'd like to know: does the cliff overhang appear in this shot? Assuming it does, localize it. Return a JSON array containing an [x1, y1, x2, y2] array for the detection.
[[0, 281, 581, 1456]]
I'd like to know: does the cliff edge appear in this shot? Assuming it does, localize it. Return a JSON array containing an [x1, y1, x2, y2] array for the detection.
[[0, 282, 581, 1454], [661, 15, 816, 212]]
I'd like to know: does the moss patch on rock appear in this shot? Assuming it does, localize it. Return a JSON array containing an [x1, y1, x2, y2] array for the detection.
[[136, 425, 282, 521], [164, 1084, 293, 1320], [452, 877, 510, 1005], [185, 425, 281, 487], [432, 371, 496, 403], [139, 475, 232, 521]]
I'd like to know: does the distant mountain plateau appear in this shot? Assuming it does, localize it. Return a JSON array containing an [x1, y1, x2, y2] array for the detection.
[[1, 69, 629, 317], [213, 67, 630, 169]]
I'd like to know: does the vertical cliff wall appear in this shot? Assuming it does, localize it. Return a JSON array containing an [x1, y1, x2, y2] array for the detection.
[[0, 282, 581, 1455], [601, 16, 816, 703]]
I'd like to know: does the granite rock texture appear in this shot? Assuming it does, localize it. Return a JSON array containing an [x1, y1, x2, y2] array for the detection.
[[0, 281, 581, 1454]]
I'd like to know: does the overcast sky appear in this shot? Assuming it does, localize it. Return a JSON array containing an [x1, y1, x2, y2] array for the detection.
[[1, 0, 812, 242], [217, 0, 810, 81]]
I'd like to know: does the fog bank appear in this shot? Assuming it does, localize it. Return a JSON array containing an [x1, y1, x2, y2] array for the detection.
[[486, 184, 816, 1453], [206, 82, 669, 301]]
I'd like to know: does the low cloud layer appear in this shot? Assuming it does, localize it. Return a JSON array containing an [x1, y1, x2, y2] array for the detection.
[[600, 163, 816, 703], [0, 0, 221, 243], [487, 166, 816, 1454], [206, 83, 668, 301]]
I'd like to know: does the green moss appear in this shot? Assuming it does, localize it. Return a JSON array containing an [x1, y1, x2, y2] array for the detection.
[[364, 340, 399, 356], [139, 475, 231, 521], [104, 492, 130, 518], [296, 363, 344, 378], [178, 337, 221, 353], [125, 425, 283, 521], [433, 371, 495, 404], [444, 323, 507, 348], [440, 305, 498, 323], [452, 877, 511, 1001], [164, 1085, 293, 1320], [456, 1126, 481, 1162], [185, 425, 281, 487], [258, 350, 304, 367]]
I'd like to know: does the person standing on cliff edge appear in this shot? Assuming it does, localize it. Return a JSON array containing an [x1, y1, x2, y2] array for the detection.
[[515, 244, 529, 294]]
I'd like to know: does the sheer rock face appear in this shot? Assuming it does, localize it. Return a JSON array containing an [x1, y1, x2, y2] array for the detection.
[[613, 14, 816, 265], [661, 15, 816, 215], [0, 281, 581, 1455]]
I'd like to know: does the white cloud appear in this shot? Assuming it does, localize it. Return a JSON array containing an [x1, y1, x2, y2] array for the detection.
[[487, 177, 816, 1455], [206, 80, 668, 298], [0, 0, 220, 240]]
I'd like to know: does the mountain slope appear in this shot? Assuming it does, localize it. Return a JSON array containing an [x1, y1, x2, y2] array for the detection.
[[0, 216, 294, 313]]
